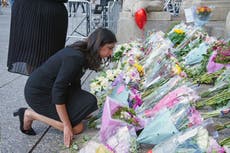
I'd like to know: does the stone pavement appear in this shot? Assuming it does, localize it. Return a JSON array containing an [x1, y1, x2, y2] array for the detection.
[[0, 6, 98, 153]]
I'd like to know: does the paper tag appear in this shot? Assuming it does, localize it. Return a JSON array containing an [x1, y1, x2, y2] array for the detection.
[[184, 8, 194, 23]]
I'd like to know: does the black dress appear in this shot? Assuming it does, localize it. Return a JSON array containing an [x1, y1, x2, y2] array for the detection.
[[7, 0, 68, 75], [24, 47, 98, 126]]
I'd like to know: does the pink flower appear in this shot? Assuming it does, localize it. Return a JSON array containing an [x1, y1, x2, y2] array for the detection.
[[188, 107, 203, 125], [207, 138, 225, 153]]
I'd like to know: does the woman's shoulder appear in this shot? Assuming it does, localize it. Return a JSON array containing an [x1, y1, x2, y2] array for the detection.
[[60, 47, 84, 57]]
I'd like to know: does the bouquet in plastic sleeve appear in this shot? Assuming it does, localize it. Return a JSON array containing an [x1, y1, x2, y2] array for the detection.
[[143, 31, 172, 56], [100, 97, 144, 143], [166, 22, 201, 49], [207, 40, 230, 73], [193, 5, 212, 27], [138, 76, 183, 113], [151, 119, 225, 153], [141, 36, 172, 71], [184, 42, 210, 66], [143, 52, 184, 89], [137, 101, 202, 145], [168, 29, 186, 47], [144, 85, 200, 118], [105, 126, 138, 153]]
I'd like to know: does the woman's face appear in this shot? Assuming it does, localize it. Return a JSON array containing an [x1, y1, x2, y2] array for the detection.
[[99, 43, 115, 58]]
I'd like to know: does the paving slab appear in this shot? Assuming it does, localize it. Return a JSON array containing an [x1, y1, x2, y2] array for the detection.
[[0, 76, 49, 153], [33, 126, 99, 153]]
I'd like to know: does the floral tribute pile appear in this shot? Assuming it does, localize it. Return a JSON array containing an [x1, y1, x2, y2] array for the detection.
[[75, 23, 230, 153]]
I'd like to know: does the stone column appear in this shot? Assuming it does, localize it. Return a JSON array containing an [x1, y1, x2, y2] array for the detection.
[[117, 0, 171, 43], [226, 11, 230, 38]]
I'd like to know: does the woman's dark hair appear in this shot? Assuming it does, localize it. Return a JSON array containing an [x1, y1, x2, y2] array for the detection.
[[68, 27, 117, 71]]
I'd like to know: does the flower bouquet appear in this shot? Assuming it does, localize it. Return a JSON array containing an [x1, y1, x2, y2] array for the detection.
[[168, 29, 186, 46], [193, 6, 212, 27], [100, 97, 143, 143], [137, 76, 183, 113], [207, 40, 230, 73], [151, 120, 225, 153], [137, 101, 202, 145], [105, 126, 138, 153], [195, 88, 230, 109], [200, 68, 230, 98], [90, 69, 122, 107], [144, 85, 199, 118]]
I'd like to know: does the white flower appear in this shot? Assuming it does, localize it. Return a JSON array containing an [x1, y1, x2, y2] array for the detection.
[[100, 79, 109, 90], [106, 69, 116, 81], [90, 82, 102, 94], [196, 128, 209, 151]]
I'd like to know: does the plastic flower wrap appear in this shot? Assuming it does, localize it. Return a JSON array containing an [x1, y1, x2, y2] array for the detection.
[[137, 102, 202, 145], [173, 36, 203, 61], [137, 108, 179, 145], [105, 126, 138, 153], [100, 97, 144, 143], [144, 85, 200, 118], [137, 76, 183, 113], [184, 42, 210, 66], [167, 22, 207, 52], [141, 35, 173, 70], [109, 83, 130, 107], [143, 52, 183, 89], [151, 119, 224, 153], [143, 31, 172, 56]]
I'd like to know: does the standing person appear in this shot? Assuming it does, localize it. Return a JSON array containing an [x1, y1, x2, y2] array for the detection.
[[0, 1, 2, 15], [76, 1, 85, 13], [13, 28, 117, 148], [68, 1, 76, 17], [9, 0, 14, 6], [7, 0, 68, 75]]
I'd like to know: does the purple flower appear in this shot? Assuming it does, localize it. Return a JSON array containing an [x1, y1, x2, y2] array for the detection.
[[112, 73, 124, 86]]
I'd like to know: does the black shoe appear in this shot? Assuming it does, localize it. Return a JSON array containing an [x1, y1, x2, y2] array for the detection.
[[13, 108, 36, 136]]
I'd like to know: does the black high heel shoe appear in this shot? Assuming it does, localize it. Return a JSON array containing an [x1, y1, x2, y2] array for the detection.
[[13, 108, 36, 136]]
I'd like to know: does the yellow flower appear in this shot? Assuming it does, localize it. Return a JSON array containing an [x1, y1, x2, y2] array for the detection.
[[133, 63, 144, 77], [172, 64, 182, 75], [174, 29, 185, 35], [199, 7, 205, 13]]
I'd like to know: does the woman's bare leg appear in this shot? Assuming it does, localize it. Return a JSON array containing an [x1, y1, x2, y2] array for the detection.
[[24, 108, 84, 134]]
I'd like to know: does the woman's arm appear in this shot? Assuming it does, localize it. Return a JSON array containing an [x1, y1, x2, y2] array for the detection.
[[52, 55, 84, 147], [56, 104, 73, 147]]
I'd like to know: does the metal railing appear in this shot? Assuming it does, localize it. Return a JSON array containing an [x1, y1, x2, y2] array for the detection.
[[66, 0, 121, 43]]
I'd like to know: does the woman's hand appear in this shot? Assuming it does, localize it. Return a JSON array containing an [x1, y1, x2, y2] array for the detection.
[[55, 104, 74, 148], [63, 124, 74, 147]]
